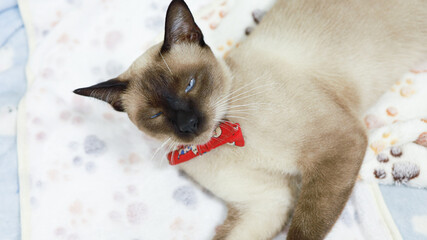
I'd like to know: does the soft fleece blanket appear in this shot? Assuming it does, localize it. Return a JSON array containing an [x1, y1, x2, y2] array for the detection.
[[0, 0, 27, 239], [17, 0, 427, 239]]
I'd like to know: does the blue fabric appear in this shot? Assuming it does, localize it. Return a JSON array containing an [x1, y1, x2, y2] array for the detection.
[[0, 0, 27, 239], [0, 137, 21, 240], [380, 185, 427, 239]]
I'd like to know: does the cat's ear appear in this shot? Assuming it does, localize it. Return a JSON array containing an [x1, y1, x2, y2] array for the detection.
[[73, 79, 129, 112], [161, 0, 205, 52]]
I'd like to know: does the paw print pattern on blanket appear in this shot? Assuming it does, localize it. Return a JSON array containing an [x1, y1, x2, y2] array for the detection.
[[244, 9, 266, 36], [84, 135, 107, 155], [360, 66, 427, 188], [391, 78, 416, 98], [364, 73, 427, 130], [126, 202, 148, 225], [173, 186, 197, 207], [118, 153, 144, 174], [392, 161, 420, 183], [414, 132, 427, 147], [373, 145, 421, 184], [201, 0, 274, 59], [361, 117, 427, 187]]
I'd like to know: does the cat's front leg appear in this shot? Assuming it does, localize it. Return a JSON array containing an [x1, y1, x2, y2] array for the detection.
[[212, 172, 296, 240], [181, 159, 296, 240], [287, 119, 367, 240]]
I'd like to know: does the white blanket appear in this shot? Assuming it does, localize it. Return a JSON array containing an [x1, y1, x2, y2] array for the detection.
[[18, 0, 427, 239], [360, 69, 427, 187]]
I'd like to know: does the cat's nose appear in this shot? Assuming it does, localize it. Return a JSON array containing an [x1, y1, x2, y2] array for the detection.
[[177, 111, 199, 134]]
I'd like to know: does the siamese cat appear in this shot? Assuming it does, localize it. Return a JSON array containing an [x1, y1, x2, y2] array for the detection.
[[74, 0, 427, 239]]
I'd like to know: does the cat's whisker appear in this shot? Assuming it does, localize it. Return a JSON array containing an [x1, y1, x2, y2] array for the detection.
[[159, 51, 173, 75], [163, 139, 177, 166], [225, 111, 253, 116], [226, 108, 259, 113], [212, 82, 266, 108], [215, 120, 236, 129], [224, 115, 249, 120], [225, 107, 255, 112], [213, 107, 229, 123], [222, 114, 251, 121], [212, 80, 258, 107], [209, 136, 223, 144], [225, 103, 268, 109], [213, 73, 269, 106], [224, 82, 275, 104], [211, 81, 274, 128], [214, 82, 276, 109], [215, 100, 258, 115], [224, 87, 275, 106], [170, 139, 180, 164], [215, 79, 274, 105], [151, 137, 171, 162], [160, 140, 171, 166], [213, 86, 271, 109], [162, 139, 176, 166], [213, 105, 251, 123], [160, 140, 173, 167]]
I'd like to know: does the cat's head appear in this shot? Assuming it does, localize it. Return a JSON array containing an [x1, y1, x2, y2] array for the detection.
[[74, 0, 232, 145]]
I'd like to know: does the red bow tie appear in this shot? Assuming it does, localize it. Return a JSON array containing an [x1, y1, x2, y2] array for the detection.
[[167, 121, 245, 165]]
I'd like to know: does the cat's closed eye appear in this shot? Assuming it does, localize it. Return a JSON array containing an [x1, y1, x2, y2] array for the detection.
[[150, 112, 163, 119], [185, 78, 196, 93]]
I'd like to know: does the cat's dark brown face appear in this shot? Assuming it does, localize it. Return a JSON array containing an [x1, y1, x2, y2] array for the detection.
[[74, 0, 231, 145], [121, 43, 231, 145]]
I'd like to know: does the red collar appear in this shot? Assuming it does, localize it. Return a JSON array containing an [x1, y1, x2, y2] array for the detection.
[[167, 121, 245, 165]]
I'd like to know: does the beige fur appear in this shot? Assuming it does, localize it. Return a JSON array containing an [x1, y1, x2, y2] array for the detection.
[[179, 1, 427, 239], [75, 0, 427, 239]]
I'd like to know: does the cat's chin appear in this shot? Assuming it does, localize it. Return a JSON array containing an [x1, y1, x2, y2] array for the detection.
[[191, 133, 214, 146], [172, 121, 220, 147], [193, 120, 225, 145], [174, 132, 212, 147]]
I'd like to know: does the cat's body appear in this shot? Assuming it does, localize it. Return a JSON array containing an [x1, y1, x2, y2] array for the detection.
[[74, 0, 427, 239], [183, 1, 427, 239]]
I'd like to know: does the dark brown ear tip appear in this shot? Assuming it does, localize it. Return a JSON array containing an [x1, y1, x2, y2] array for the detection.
[[73, 88, 83, 95], [168, 0, 191, 13], [73, 88, 89, 96], [171, 0, 187, 5]]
